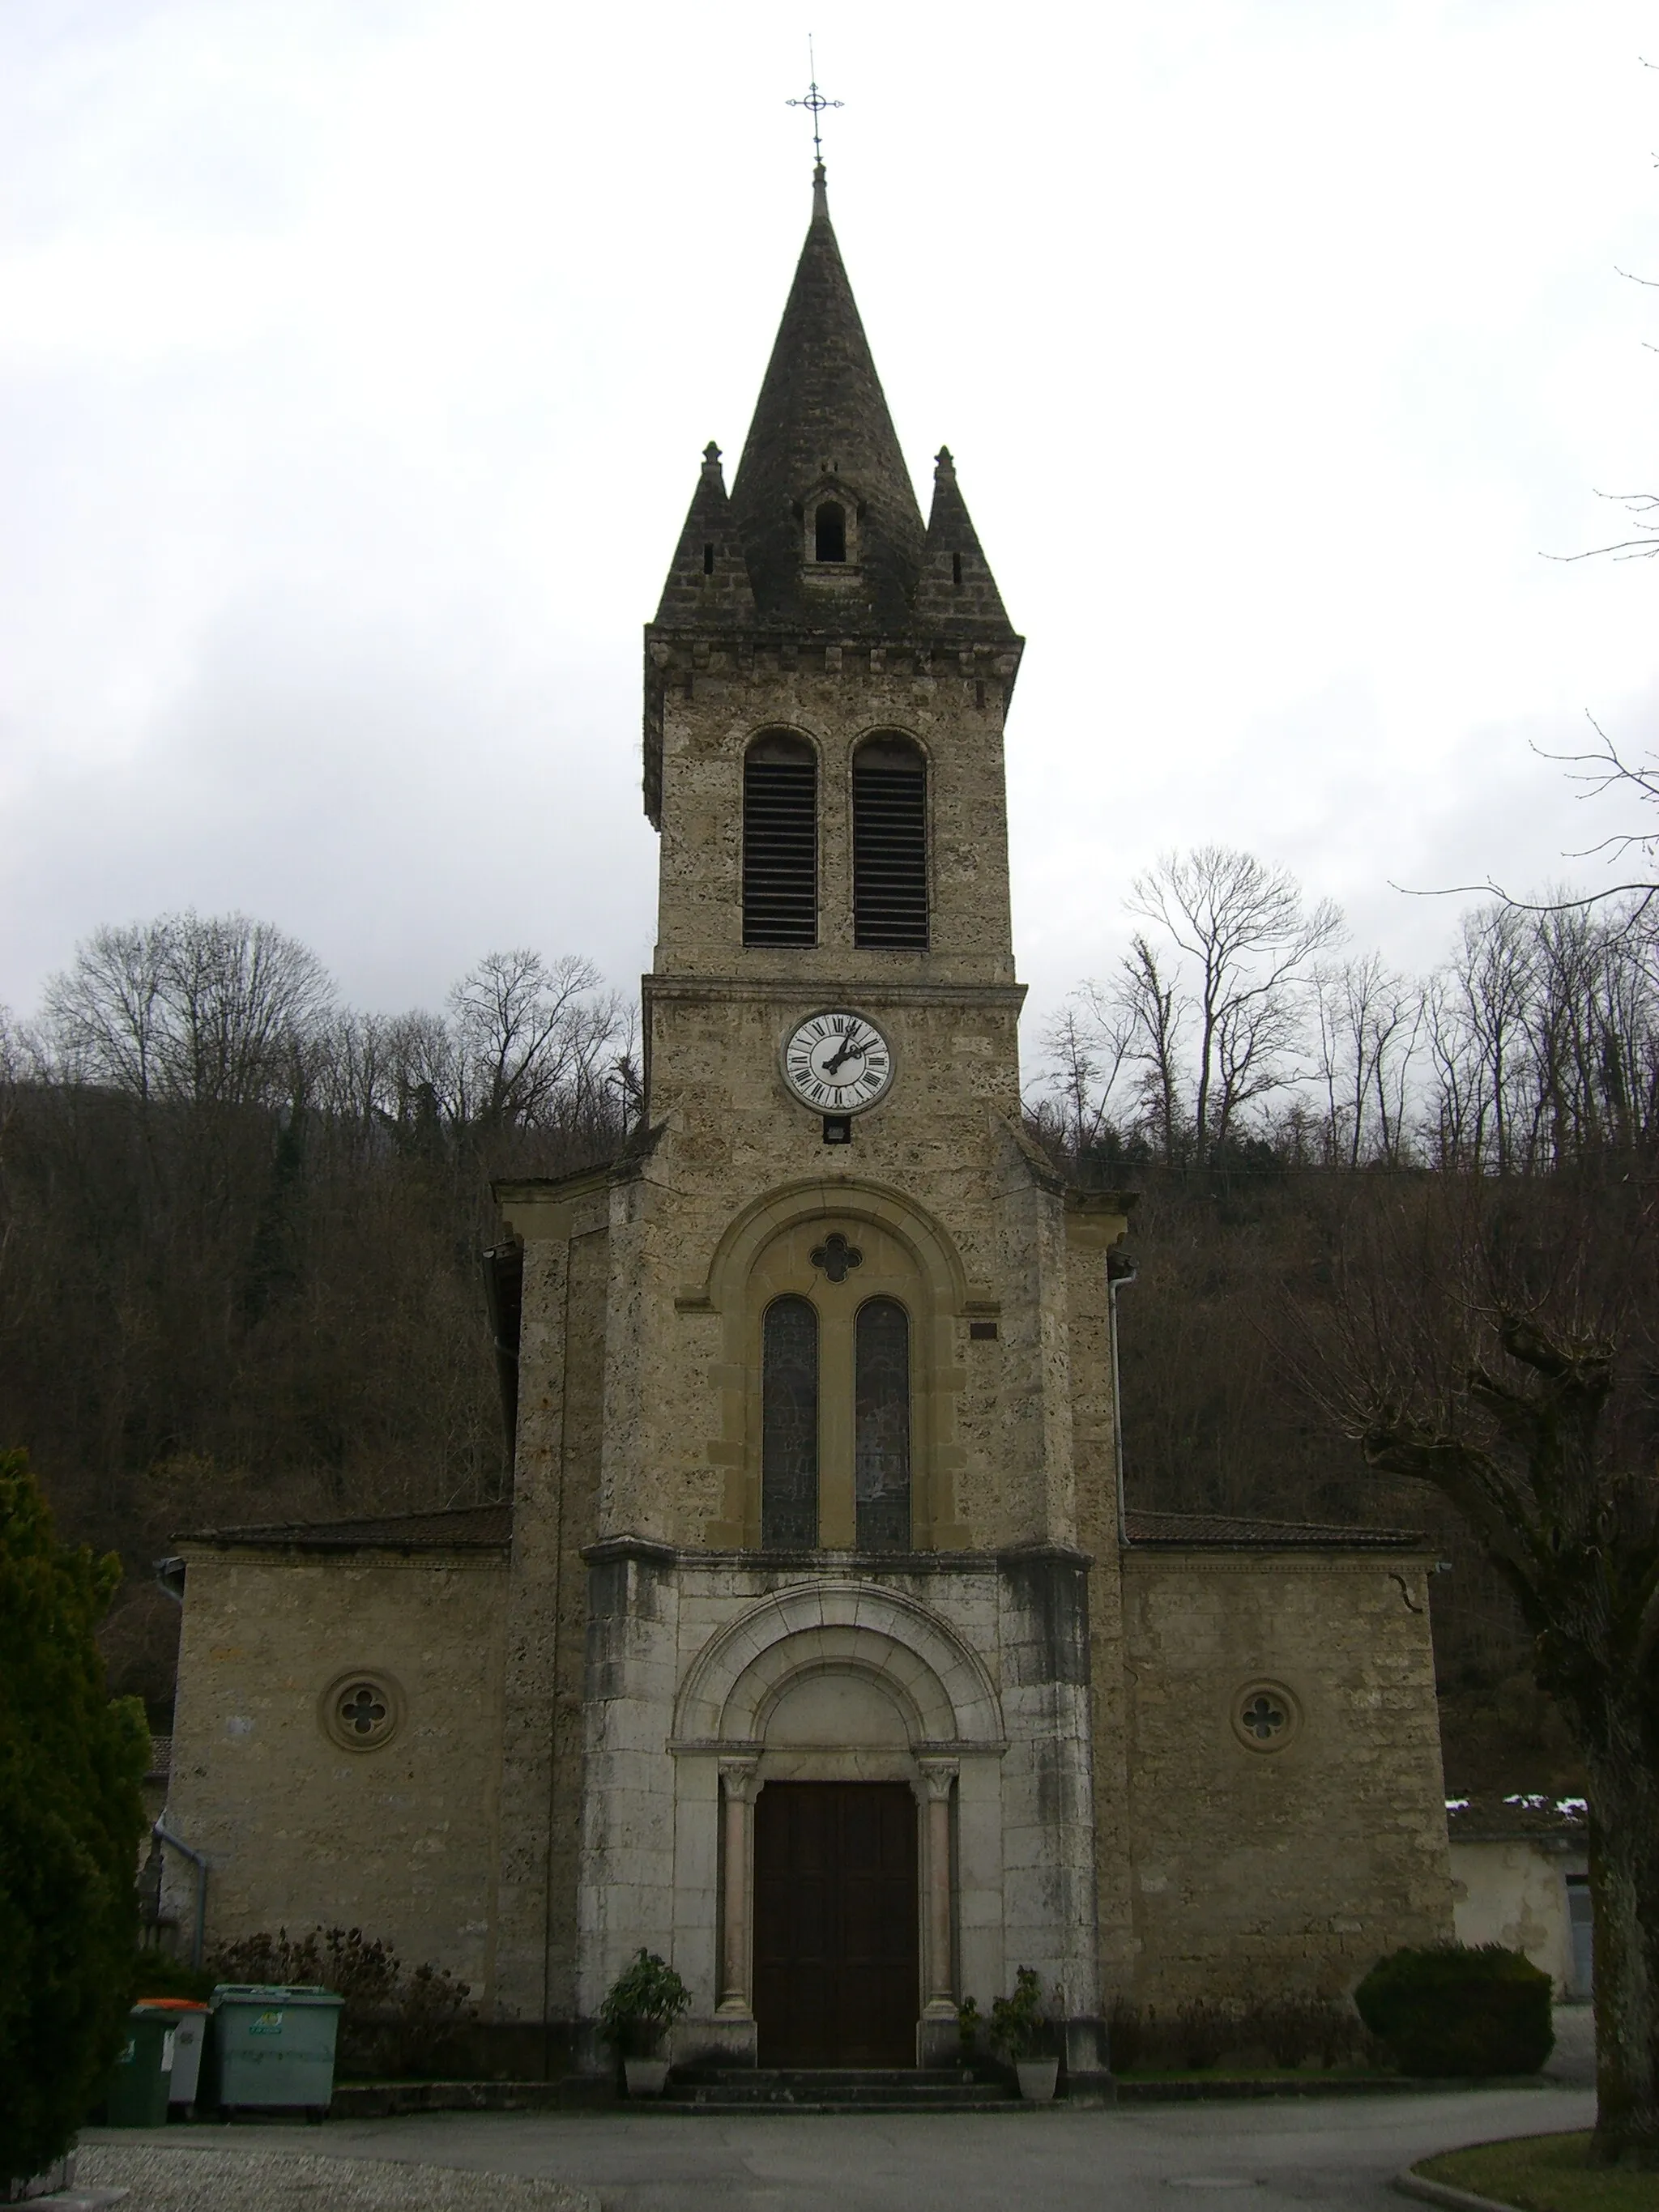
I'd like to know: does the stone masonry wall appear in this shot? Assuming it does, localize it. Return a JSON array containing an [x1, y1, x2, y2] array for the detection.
[[163, 1549, 508, 1993], [1120, 1553, 1453, 2003]]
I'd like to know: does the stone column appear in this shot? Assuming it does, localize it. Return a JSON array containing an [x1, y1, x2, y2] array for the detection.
[[717, 1759, 759, 2015], [917, 1758, 959, 2061]]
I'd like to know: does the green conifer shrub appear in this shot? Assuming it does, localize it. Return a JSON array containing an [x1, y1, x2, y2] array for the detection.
[[0, 1450, 148, 2181], [1354, 1943, 1555, 2077]]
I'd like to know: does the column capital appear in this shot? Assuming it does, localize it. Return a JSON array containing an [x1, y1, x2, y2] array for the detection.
[[916, 1757, 958, 1801], [719, 1756, 761, 1803]]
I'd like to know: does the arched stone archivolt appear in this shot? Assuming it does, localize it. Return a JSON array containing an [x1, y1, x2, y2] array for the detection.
[[678, 1582, 1005, 2032], [690, 1180, 983, 1550], [694, 1176, 976, 1317], [672, 1581, 1005, 1750]]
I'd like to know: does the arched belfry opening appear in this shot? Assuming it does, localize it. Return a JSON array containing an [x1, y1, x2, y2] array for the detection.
[[852, 735, 928, 949], [743, 732, 818, 947], [813, 501, 847, 563]]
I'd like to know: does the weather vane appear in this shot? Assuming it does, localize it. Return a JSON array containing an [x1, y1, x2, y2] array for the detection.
[[787, 37, 842, 165]]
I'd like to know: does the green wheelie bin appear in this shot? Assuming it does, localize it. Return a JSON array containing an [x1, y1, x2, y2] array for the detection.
[[211, 1984, 343, 2121], [100, 2005, 175, 2126]]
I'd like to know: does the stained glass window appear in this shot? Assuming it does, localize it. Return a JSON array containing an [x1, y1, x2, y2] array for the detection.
[[762, 1295, 819, 1547], [855, 1297, 911, 1551]]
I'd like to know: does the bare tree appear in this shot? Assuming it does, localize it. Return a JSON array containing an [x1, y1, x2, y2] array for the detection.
[[44, 913, 333, 1112], [43, 923, 170, 1103], [1037, 991, 1133, 1159], [446, 950, 627, 1138], [1117, 934, 1188, 1163], [1418, 899, 1659, 1172], [1310, 954, 1427, 1168], [1125, 847, 1344, 1161], [1289, 1178, 1659, 2160]]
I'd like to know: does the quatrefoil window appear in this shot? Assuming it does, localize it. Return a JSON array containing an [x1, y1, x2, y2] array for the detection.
[[1242, 1694, 1286, 1741], [319, 1669, 403, 1754], [1231, 1679, 1302, 1754], [810, 1233, 864, 1285], [342, 1686, 387, 1735]]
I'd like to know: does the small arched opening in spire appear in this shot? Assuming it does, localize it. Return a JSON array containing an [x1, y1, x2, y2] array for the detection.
[[852, 734, 928, 950], [744, 731, 818, 947], [814, 501, 847, 563]]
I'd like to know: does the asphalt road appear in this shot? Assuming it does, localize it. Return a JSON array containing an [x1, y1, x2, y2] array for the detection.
[[86, 2083, 1596, 2212]]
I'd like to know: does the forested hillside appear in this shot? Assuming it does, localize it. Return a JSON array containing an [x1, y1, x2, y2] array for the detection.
[[4, 859, 1652, 1793], [0, 915, 633, 1725]]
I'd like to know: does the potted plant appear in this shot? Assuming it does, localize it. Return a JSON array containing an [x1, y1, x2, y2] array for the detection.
[[956, 1995, 982, 2069], [991, 1967, 1057, 2101], [599, 1950, 691, 2097]]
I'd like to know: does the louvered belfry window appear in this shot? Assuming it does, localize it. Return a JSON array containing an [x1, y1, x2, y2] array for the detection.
[[762, 1295, 819, 1546], [855, 1297, 911, 1551], [853, 735, 928, 949], [743, 732, 818, 946]]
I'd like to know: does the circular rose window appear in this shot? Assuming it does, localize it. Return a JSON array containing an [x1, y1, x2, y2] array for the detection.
[[319, 1669, 404, 1753], [1230, 1679, 1302, 1754]]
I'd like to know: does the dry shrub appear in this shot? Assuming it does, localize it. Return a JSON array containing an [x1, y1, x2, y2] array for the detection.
[[1175, 1997, 1235, 2069], [1107, 1996, 1145, 2073], [1107, 1993, 1370, 2075], [203, 1924, 473, 2078]]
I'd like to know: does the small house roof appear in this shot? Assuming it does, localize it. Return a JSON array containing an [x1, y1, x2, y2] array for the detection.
[[1123, 1508, 1426, 1550], [177, 1501, 513, 1554]]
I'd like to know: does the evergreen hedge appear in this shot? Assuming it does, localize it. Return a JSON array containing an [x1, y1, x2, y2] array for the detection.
[[0, 1450, 148, 2182], [1354, 1942, 1555, 2077]]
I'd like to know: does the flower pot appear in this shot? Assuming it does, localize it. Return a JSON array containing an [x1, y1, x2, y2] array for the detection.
[[1016, 2058, 1059, 2102], [624, 2057, 671, 2098]]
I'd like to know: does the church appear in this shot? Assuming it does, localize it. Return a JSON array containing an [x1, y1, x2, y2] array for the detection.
[[160, 160, 1454, 2086]]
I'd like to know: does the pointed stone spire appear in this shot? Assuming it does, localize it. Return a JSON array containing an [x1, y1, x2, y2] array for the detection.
[[653, 442, 756, 628], [911, 447, 1015, 636], [730, 165, 925, 628]]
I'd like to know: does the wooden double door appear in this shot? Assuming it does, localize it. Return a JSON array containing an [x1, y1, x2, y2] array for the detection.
[[753, 1782, 919, 2066]]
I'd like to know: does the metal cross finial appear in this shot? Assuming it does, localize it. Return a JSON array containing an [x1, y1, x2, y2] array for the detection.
[[787, 37, 842, 165]]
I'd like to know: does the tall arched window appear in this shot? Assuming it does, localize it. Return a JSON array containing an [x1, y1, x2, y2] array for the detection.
[[855, 1297, 911, 1551], [852, 735, 928, 949], [762, 1295, 819, 1546], [744, 732, 817, 947]]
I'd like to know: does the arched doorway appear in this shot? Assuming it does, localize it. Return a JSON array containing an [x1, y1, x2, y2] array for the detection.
[[753, 1779, 918, 2065], [677, 1584, 1006, 2069]]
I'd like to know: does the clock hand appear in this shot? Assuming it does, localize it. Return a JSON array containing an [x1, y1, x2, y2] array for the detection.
[[821, 1038, 862, 1076]]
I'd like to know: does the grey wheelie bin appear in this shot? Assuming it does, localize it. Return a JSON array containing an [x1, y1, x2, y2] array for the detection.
[[211, 1984, 343, 2121]]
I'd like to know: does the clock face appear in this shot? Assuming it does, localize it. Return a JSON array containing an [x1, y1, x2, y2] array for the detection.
[[782, 1009, 894, 1115]]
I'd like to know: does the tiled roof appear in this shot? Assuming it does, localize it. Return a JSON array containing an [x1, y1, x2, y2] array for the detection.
[[1123, 1508, 1426, 1550], [181, 1502, 513, 1553]]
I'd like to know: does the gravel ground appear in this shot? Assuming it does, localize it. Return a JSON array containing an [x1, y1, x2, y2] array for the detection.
[[73, 2145, 596, 2212]]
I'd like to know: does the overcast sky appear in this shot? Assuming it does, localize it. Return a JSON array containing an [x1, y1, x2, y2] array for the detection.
[[3, 0, 1657, 1064]]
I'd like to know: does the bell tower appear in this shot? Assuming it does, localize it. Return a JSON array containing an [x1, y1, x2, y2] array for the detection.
[[496, 156, 1123, 2084], [642, 162, 1026, 1144]]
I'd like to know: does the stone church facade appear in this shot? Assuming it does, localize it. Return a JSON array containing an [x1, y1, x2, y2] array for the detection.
[[162, 166, 1454, 2081]]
